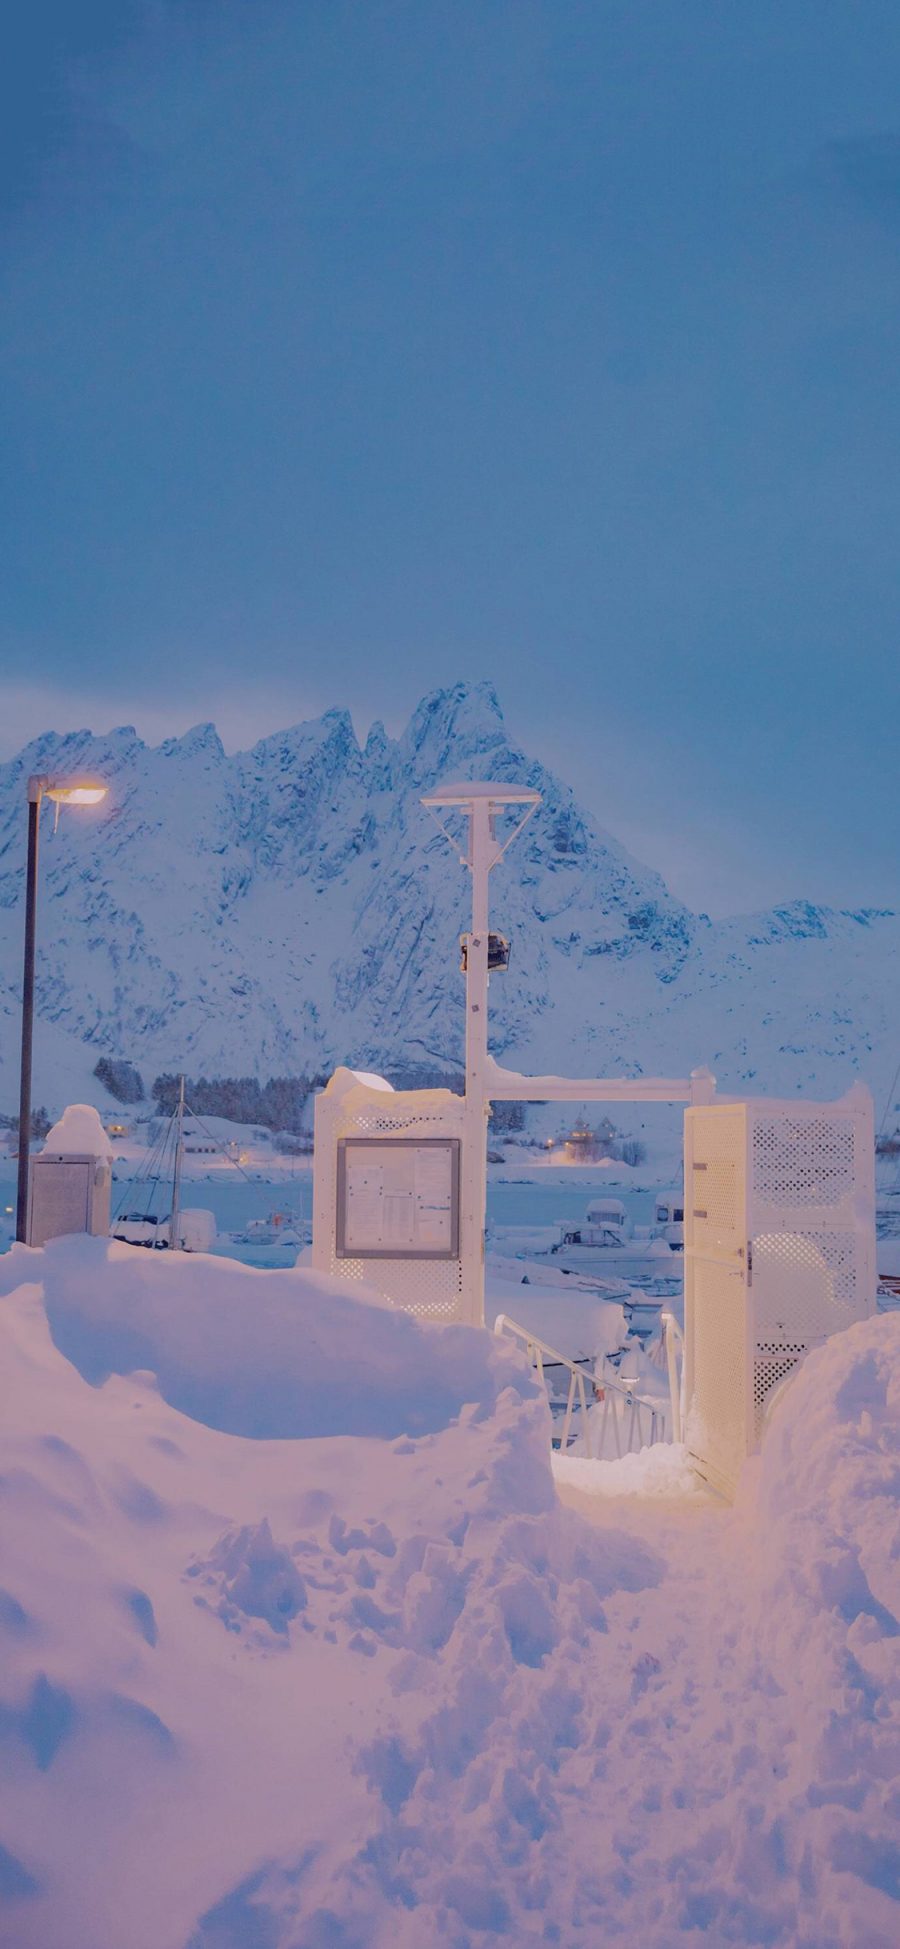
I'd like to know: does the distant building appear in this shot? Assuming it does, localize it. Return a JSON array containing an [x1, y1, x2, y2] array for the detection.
[[563, 1117, 618, 1161]]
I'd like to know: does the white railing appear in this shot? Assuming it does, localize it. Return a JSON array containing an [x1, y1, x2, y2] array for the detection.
[[661, 1310, 683, 1443], [493, 1314, 593, 1451], [589, 1370, 669, 1459], [493, 1314, 672, 1460]]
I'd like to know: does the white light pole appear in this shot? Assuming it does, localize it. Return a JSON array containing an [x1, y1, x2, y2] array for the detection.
[[421, 781, 541, 1325], [16, 774, 108, 1242]]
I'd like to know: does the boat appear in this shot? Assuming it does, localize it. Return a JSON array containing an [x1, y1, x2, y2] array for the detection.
[[238, 1210, 307, 1247], [111, 1210, 169, 1249], [112, 1207, 217, 1252], [652, 1192, 684, 1251], [548, 1231, 675, 1281], [110, 1078, 216, 1253], [544, 1195, 676, 1281]]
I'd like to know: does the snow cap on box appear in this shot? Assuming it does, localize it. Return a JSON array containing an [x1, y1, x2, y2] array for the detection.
[[323, 1065, 394, 1099], [43, 1103, 114, 1162]]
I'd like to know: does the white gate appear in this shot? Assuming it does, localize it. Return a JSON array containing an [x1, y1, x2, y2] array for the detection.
[[684, 1086, 875, 1499]]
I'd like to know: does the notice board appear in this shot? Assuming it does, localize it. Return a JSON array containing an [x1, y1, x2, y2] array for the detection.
[[336, 1137, 460, 1259]]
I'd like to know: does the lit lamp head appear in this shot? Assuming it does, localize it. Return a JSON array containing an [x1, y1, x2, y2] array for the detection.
[[45, 782, 107, 806], [28, 774, 109, 829]]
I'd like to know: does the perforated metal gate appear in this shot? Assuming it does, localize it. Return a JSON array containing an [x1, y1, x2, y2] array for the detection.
[[684, 1086, 875, 1499], [313, 1069, 472, 1322]]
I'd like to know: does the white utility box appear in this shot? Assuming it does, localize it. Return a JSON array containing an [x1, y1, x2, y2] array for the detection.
[[28, 1152, 112, 1246], [313, 1068, 473, 1322], [27, 1103, 114, 1248], [683, 1085, 875, 1499]]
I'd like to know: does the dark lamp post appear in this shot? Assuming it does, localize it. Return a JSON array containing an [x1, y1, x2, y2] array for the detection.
[[15, 774, 108, 1243]]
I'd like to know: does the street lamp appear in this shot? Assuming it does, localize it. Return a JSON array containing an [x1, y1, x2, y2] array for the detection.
[[16, 773, 108, 1243]]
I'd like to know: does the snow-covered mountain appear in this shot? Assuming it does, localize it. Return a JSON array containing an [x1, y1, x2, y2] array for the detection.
[[0, 681, 895, 1115]]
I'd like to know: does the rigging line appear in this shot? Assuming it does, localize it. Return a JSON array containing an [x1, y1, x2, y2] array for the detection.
[[144, 1117, 174, 1185], [877, 1055, 900, 1141], [127, 1113, 171, 1192], [112, 1127, 166, 1220], [181, 1100, 274, 1189], [111, 1107, 177, 1221], [112, 1147, 166, 1223]]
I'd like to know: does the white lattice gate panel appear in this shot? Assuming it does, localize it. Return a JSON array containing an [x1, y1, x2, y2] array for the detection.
[[686, 1105, 746, 1264], [313, 1069, 473, 1324], [684, 1088, 875, 1499], [747, 1091, 875, 1443], [686, 1257, 749, 1502], [750, 1227, 868, 1339], [750, 1112, 858, 1215]]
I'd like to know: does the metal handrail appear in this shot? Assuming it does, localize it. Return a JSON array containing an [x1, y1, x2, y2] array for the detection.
[[493, 1314, 670, 1459], [661, 1311, 684, 1444], [494, 1314, 591, 1451]]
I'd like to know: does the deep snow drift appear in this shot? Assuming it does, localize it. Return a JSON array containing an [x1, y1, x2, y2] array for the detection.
[[1, 1240, 899, 1948]]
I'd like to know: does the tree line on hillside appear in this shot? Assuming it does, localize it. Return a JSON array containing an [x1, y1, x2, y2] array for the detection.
[[149, 1067, 527, 1136], [0, 1107, 51, 1145], [93, 1058, 145, 1104], [89, 1049, 678, 1153], [152, 1073, 324, 1132], [149, 1060, 471, 1132], [91, 1053, 663, 1153]]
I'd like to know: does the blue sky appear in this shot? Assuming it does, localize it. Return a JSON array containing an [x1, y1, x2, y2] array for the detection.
[[1, 0, 898, 915]]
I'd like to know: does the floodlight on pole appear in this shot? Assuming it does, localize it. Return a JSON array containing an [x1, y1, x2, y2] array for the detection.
[[16, 774, 109, 1242]]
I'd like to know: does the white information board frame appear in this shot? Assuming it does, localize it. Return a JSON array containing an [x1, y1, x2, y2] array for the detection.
[[336, 1136, 460, 1260]]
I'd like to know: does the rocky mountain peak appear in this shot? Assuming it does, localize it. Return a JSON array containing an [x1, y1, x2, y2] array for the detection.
[[0, 683, 894, 1108]]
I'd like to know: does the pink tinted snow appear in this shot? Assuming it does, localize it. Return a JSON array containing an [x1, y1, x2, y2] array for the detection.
[[0, 1243, 898, 1948], [0, 1235, 536, 1440], [41, 1103, 113, 1160]]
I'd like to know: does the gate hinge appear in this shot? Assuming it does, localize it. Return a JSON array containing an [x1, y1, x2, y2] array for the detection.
[[747, 1240, 753, 1283]]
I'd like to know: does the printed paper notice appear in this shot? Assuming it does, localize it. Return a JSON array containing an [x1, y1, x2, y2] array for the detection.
[[340, 1140, 458, 1256]]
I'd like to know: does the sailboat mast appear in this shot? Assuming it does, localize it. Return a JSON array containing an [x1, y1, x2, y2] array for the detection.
[[169, 1075, 185, 1251]]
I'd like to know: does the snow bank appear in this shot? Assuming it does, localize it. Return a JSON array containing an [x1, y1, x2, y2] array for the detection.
[[2, 1243, 900, 1948], [554, 1441, 704, 1499], [0, 1237, 536, 1441], [490, 1155, 640, 1181], [733, 1317, 900, 1939]]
